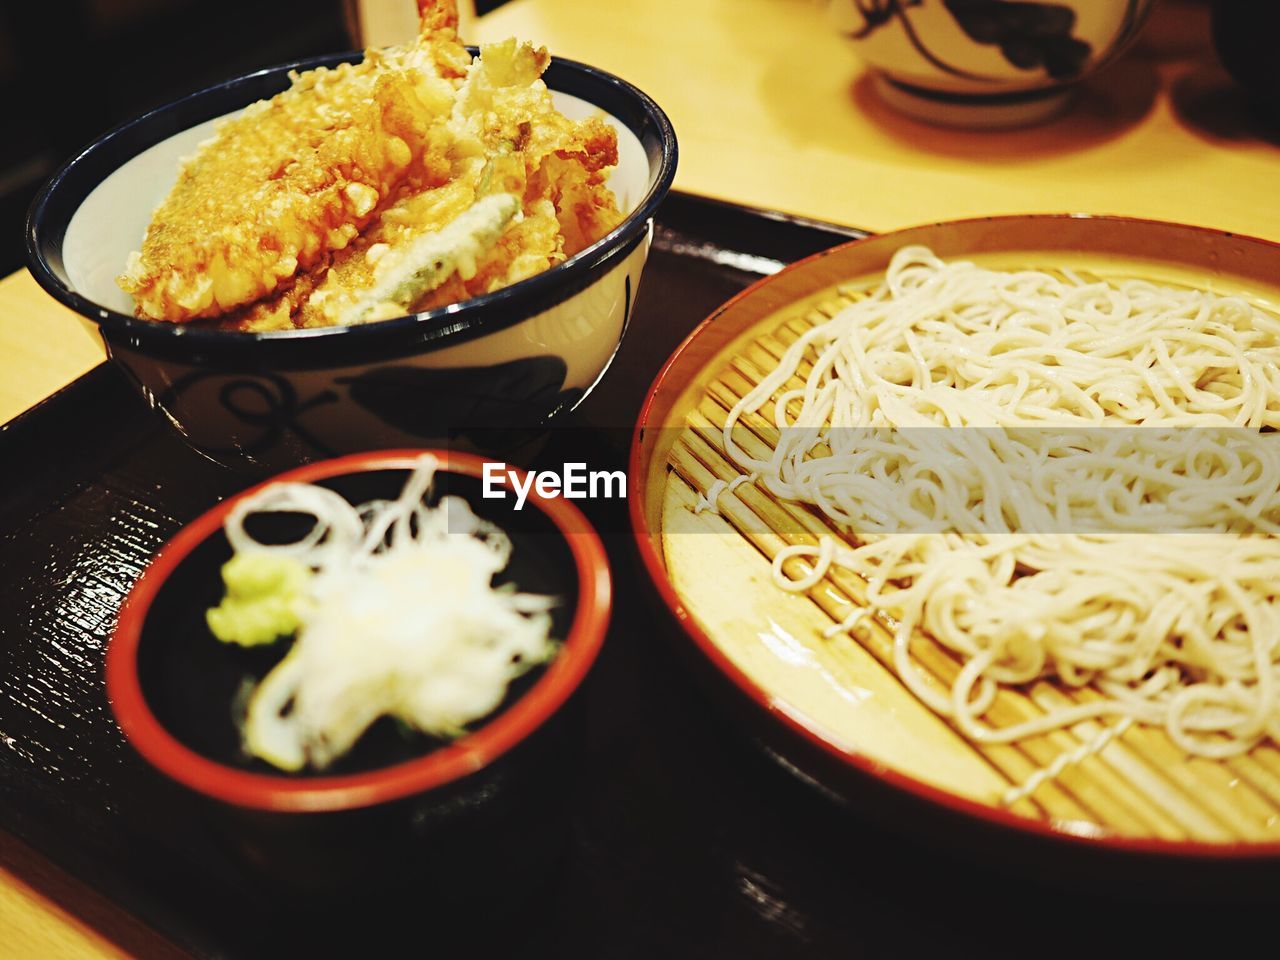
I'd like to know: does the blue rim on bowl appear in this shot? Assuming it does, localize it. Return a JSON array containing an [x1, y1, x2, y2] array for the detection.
[[25, 49, 678, 367]]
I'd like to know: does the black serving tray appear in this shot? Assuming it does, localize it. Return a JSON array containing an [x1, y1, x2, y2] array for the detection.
[[0, 194, 1256, 959]]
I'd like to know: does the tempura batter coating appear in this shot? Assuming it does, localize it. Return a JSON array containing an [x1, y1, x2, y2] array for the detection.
[[123, 2, 623, 331], [118, 9, 469, 322], [228, 36, 621, 332]]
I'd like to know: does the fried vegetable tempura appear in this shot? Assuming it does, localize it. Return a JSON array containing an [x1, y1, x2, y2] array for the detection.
[[119, 0, 623, 331]]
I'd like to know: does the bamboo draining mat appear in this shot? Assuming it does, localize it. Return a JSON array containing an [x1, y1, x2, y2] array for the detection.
[[656, 280, 1280, 846]]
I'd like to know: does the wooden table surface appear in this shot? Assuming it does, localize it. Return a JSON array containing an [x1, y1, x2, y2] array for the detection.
[[3, 0, 1276, 954]]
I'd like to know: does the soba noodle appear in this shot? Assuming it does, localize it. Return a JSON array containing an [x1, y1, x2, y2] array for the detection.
[[721, 246, 1280, 774]]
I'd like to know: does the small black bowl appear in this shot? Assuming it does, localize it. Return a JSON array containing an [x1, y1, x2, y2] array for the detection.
[[106, 449, 611, 895]]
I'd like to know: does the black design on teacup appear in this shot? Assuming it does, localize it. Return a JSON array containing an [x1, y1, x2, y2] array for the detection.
[[842, 0, 1096, 83], [942, 0, 1091, 80], [846, 0, 924, 40], [842, 0, 991, 81]]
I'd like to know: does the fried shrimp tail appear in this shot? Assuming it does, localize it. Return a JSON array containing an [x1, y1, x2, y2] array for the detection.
[[417, 0, 459, 32]]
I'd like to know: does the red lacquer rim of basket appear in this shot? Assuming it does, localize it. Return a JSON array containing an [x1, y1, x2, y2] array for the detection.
[[107, 449, 611, 813]]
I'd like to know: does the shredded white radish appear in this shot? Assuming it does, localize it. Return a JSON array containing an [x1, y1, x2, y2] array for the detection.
[[221, 454, 556, 771]]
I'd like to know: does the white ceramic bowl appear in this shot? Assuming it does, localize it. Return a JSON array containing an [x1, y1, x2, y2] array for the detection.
[[829, 0, 1156, 127], [28, 52, 677, 468]]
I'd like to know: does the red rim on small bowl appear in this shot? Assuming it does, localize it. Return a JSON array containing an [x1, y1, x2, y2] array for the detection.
[[628, 214, 1280, 861], [107, 449, 611, 813]]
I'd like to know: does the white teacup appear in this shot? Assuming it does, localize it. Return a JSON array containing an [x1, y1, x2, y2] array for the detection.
[[829, 0, 1156, 127]]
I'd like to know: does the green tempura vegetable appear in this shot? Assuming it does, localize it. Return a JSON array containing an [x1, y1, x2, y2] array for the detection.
[[206, 553, 312, 647], [338, 192, 521, 326]]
